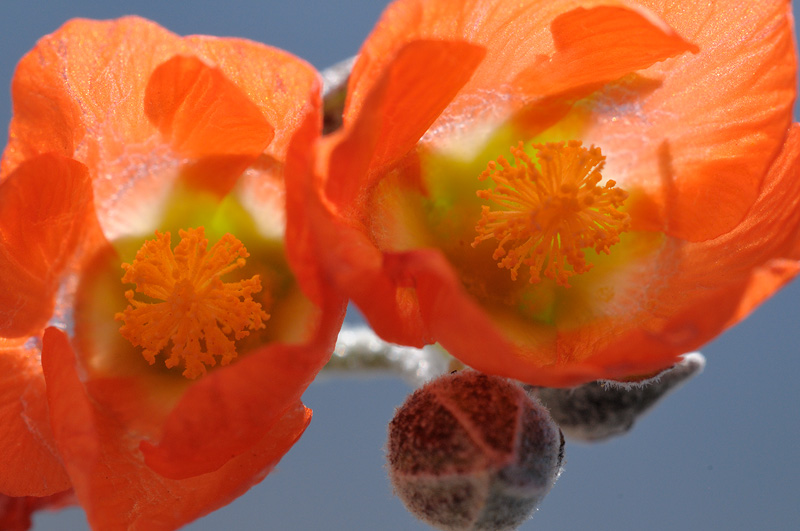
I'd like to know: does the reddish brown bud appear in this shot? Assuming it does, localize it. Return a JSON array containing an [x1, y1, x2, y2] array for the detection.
[[388, 371, 563, 530]]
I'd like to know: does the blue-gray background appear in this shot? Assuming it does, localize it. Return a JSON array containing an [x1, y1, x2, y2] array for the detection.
[[1, 1, 798, 530]]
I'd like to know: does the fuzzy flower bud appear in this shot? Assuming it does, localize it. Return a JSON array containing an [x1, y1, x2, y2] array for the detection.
[[387, 371, 563, 531]]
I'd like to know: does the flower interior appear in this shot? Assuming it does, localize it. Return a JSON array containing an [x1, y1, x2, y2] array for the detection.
[[116, 227, 269, 379], [472, 140, 630, 287], [363, 116, 667, 363], [74, 185, 308, 385]]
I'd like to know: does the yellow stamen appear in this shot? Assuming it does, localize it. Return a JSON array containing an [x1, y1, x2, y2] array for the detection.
[[472, 140, 630, 287], [115, 227, 269, 379]]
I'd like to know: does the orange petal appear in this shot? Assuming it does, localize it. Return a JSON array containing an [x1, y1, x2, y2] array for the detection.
[[308, 202, 430, 346], [642, 124, 800, 347], [0, 154, 94, 338], [1, 17, 183, 178], [140, 295, 344, 479], [320, 125, 800, 387], [0, 338, 71, 496], [284, 95, 327, 305], [145, 55, 274, 159], [144, 55, 275, 196], [180, 36, 322, 229], [588, 0, 797, 240], [41, 327, 311, 531], [326, 39, 485, 207], [514, 5, 698, 94], [347, 0, 796, 242], [0, 17, 188, 238], [183, 36, 320, 165], [731, 259, 800, 325], [348, 0, 568, 107], [2, 17, 320, 235], [381, 248, 606, 387], [565, 124, 800, 378]]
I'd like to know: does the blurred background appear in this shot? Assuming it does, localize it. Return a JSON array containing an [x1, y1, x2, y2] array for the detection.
[[1, 1, 799, 529]]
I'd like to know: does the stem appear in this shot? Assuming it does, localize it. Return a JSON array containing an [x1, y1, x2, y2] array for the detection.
[[324, 326, 458, 387]]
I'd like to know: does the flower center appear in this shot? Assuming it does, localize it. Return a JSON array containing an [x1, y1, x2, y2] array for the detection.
[[472, 140, 630, 287], [115, 227, 269, 379]]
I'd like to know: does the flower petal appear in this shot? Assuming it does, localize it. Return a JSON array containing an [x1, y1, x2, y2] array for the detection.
[[145, 55, 274, 158], [0, 17, 189, 239], [139, 295, 344, 479], [327, 39, 485, 207], [348, 0, 577, 102], [589, 0, 797, 240], [346, 0, 796, 242], [374, 120, 800, 386], [42, 327, 311, 531], [143, 54, 275, 196], [284, 95, 327, 304], [514, 5, 699, 94], [0, 338, 71, 496], [182, 36, 323, 241], [552, 123, 800, 380], [1, 17, 183, 178], [183, 36, 320, 165], [0, 154, 94, 338], [641, 124, 800, 352], [2, 17, 321, 240], [381, 249, 608, 386], [308, 204, 431, 346]]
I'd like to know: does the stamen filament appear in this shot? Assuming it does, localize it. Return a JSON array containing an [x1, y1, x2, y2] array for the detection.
[[472, 141, 630, 287], [115, 227, 269, 379]]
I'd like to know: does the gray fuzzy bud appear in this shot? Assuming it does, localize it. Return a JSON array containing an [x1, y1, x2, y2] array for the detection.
[[387, 371, 563, 530]]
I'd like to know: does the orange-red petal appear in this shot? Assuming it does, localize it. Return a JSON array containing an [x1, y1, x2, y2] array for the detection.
[[183, 35, 320, 165], [145, 55, 274, 159], [1, 17, 183, 178], [2, 17, 318, 238], [588, 0, 797, 240], [139, 293, 344, 479], [144, 55, 274, 195], [326, 40, 485, 208], [42, 327, 312, 531], [636, 124, 800, 356], [0, 154, 94, 338], [514, 5, 698, 94], [344, 0, 796, 242], [1, 18, 188, 238], [0, 338, 71, 496], [312, 0, 799, 386], [182, 36, 322, 236], [348, 0, 581, 110]]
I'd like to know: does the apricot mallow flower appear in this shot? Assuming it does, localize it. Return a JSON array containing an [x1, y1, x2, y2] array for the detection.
[[301, 0, 800, 386], [0, 17, 345, 529]]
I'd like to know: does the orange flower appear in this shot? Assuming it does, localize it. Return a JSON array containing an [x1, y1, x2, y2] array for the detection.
[[301, 0, 800, 387], [0, 17, 345, 529]]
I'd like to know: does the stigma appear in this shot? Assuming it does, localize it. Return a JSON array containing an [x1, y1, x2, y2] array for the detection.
[[116, 227, 269, 379], [472, 140, 630, 287]]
